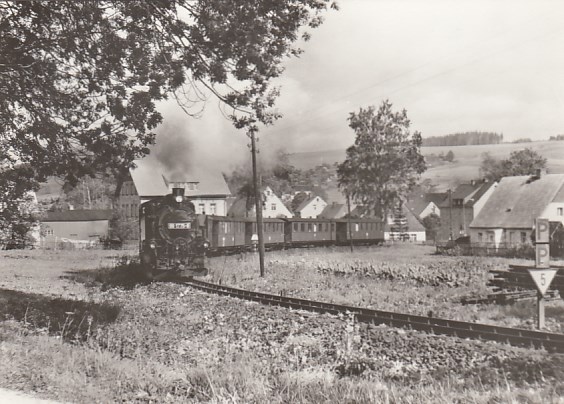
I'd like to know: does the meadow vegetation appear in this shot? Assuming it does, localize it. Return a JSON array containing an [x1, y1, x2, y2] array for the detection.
[[0, 246, 563, 403]]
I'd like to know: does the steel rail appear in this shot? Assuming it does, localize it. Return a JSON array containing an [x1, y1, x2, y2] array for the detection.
[[185, 278, 564, 353]]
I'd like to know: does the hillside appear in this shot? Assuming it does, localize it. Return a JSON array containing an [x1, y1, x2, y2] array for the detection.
[[289, 140, 564, 191]]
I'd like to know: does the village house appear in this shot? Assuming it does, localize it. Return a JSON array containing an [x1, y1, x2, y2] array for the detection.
[[294, 195, 328, 218], [41, 209, 112, 248], [227, 186, 292, 218], [384, 204, 427, 242], [119, 159, 232, 221], [405, 192, 447, 220], [437, 180, 497, 241], [469, 172, 564, 248]]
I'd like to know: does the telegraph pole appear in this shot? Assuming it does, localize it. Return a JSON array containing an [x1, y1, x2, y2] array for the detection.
[[249, 130, 265, 277], [346, 194, 354, 252]]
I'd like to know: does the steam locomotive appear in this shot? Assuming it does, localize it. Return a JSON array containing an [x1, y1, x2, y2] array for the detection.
[[139, 188, 209, 280]]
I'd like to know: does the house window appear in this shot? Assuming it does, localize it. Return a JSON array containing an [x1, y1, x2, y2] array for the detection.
[[521, 232, 527, 244], [478, 232, 482, 242], [199, 203, 205, 214], [558, 207, 564, 216], [271, 203, 276, 210], [210, 203, 216, 215], [45, 229, 54, 236]]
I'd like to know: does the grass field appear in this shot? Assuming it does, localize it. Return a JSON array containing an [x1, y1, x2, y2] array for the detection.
[[1, 246, 563, 403]]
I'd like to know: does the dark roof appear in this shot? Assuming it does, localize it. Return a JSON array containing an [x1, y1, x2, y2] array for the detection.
[[470, 174, 564, 229], [43, 210, 113, 222], [319, 203, 348, 219], [439, 180, 495, 208], [130, 159, 231, 197], [405, 192, 447, 216], [227, 198, 252, 218]]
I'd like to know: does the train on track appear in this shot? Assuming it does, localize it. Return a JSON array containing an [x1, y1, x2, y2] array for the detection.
[[139, 189, 385, 279]]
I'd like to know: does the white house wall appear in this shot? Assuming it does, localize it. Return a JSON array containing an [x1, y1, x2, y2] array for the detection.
[[300, 197, 328, 218], [192, 198, 227, 216], [420, 202, 439, 218], [541, 202, 564, 225], [262, 187, 292, 218]]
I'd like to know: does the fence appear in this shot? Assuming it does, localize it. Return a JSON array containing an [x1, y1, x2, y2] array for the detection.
[[436, 241, 539, 258]]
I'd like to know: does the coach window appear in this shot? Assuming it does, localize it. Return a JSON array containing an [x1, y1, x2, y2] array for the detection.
[[520, 232, 527, 244], [308, 223, 312, 232], [355, 223, 359, 232], [318, 223, 323, 232], [331, 223, 335, 232], [293, 222, 298, 231]]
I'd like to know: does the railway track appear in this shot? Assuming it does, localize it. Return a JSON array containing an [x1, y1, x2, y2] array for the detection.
[[185, 278, 564, 353]]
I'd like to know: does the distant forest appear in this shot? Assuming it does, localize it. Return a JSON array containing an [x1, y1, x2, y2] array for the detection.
[[422, 131, 503, 147]]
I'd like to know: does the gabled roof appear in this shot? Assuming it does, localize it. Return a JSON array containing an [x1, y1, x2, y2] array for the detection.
[[295, 195, 326, 212], [43, 210, 113, 222], [406, 192, 447, 216], [385, 205, 426, 232], [439, 180, 495, 208], [319, 203, 348, 219], [470, 174, 564, 229], [130, 159, 231, 197]]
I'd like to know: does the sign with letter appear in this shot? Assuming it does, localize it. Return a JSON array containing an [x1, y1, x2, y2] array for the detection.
[[535, 218, 549, 244], [528, 269, 557, 296], [535, 243, 550, 268]]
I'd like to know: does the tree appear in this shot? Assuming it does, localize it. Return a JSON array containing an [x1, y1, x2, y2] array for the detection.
[[444, 150, 455, 162], [291, 192, 310, 213], [1, 1, 336, 196], [0, 165, 39, 247], [422, 213, 441, 242], [480, 148, 547, 182], [337, 100, 426, 218]]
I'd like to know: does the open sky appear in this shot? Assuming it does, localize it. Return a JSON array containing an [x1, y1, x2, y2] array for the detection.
[[156, 0, 564, 168]]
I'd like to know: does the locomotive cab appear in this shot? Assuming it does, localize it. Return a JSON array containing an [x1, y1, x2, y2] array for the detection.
[[139, 188, 209, 280]]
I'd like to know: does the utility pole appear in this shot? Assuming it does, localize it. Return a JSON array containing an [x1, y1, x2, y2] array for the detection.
[[448, 188, 453, 240], [249, 130, 265, 277], [346, 194, 354, 252]]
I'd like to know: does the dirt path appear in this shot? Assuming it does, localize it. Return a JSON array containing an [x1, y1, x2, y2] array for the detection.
[[0, 388, 65, 403]]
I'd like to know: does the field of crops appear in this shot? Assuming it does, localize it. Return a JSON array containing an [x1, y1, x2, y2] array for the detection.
[[0, 246, 563, 403], [207, 244, 564, 332]]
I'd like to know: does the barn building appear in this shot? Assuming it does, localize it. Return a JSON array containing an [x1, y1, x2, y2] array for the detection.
[[41, 209, 112, 247]]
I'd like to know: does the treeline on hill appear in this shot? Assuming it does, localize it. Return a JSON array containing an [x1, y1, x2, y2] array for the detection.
[[549, 135, 564, 141], [422, 132, 503, 147]]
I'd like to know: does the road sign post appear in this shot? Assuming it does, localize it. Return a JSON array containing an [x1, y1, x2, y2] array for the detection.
[[529, 218, 555, 330]]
